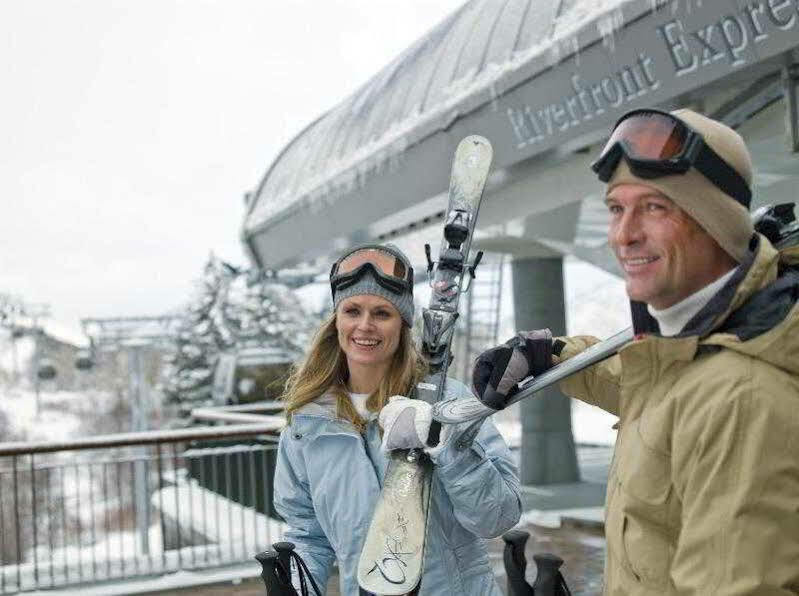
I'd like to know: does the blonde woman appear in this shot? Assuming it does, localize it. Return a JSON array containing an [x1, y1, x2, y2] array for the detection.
[[273, 244, 521, 595]]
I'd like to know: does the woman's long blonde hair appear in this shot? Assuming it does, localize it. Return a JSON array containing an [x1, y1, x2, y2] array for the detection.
[[282, 311, 427, 432]]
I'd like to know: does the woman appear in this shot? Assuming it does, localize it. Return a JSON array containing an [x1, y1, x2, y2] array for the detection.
[[273, 243, 521, 595]]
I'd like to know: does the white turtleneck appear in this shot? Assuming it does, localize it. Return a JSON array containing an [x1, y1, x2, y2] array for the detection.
[[647, 268, 737, 337], [349, 392, 371, 419]]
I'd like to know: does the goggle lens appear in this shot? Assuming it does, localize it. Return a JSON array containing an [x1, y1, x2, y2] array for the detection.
[[602, 111, 689, 161], [336, 248, 408, 280], [592, 108, 752, 208]]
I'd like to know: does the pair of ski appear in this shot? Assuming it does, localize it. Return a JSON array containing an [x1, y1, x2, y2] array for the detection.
[[357, 135, 626, 595], [356, 136, 493, 595]]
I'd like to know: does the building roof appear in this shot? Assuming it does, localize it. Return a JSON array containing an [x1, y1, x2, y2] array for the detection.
[[243, 0, 629, 243], [241, 0, 799, 271]]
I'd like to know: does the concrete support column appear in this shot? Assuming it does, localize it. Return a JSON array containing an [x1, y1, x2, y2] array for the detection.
[[512, 257, 579, 485], [784, 60, 799, 153]]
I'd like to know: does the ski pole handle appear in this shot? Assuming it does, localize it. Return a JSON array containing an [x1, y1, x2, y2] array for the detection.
[[255, 549, 297, 595], [502, 530, 534, 596], [531, 553, 566, 596], [256, 542, 324, 596], [274, 542, 297, 583]]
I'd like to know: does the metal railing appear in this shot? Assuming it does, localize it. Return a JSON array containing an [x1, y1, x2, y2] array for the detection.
[[0, 420, 285, 594]]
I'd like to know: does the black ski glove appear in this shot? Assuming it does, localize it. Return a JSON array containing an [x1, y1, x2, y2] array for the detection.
[[472, 329, 562, 410]]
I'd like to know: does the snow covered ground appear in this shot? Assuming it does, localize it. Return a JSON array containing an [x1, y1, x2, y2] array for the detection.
[[0, 335, 35, 381], [0, 386, 89, 442]]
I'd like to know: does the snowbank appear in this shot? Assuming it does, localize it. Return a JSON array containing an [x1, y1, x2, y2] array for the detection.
[[0, 388, 86, 442]]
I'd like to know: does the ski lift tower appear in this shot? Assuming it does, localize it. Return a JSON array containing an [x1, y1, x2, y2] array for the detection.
[[81, 315, 182, 555], [81, 316, 182, 433]]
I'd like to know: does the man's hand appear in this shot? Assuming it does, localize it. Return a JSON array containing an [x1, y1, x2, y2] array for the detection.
[[472, 329, 560, 410]]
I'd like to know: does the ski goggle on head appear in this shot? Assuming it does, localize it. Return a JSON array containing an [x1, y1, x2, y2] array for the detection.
[[591, 109, 751, 208], [329, 245, 413, 298]]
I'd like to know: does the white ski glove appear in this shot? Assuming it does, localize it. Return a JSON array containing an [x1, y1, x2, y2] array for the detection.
[[378, 395, 454, 458]]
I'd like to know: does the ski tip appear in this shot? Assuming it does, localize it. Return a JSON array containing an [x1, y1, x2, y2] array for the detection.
[[458, 135, 491, 151], [454, 135, 493, 173]]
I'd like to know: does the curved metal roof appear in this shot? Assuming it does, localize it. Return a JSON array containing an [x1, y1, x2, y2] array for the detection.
[[241, 0, 799, 272], [243, 0, 627, 239]]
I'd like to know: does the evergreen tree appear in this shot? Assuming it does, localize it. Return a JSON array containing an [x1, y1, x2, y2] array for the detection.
[[162, 256, 226, 408], [162, 256, 317, 412]]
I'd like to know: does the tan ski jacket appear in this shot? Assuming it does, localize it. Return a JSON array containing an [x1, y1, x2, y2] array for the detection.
[[559, 236, 799, 595]]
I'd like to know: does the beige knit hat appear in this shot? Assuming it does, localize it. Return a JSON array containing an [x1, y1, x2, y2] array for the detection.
[[607, 108, 754, 262]]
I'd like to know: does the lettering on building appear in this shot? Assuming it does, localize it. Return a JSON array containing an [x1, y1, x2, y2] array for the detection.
[[508, 54, 659, 149], [508, 1, 799, 150]]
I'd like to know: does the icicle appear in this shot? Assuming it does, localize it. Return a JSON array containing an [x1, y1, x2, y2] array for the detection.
[[489, 80, 500, 112], [569, 35, 581, 67], [549, 40, 562, 65]]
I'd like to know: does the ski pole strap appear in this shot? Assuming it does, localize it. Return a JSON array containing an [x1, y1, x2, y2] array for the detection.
[[289, 546, 323, 596]]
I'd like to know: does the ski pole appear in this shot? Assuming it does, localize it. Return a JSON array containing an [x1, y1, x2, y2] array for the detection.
[[503, 530, 534, 596], [502, 530, 572, 596], [255, 549, 292, 595], [255, 541, 322, 596]]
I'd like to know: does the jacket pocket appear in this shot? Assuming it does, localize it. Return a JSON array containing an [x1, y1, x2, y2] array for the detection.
[[616, 422, 674, 587]]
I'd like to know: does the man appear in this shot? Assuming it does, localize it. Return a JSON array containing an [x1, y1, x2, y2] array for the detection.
[[473, 108, 799, 594]]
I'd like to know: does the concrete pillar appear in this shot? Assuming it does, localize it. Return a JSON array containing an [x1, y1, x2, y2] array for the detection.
[[512, 257, 580, 485]]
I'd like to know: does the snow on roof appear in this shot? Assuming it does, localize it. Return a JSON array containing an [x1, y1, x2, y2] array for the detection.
[[42, 319, 90, 347], [244, 0, 631, 234]]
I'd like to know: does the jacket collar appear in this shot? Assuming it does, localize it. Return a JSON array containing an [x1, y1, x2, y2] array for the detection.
[[630, 234, 783, 340], [291, 393, 378, 438]]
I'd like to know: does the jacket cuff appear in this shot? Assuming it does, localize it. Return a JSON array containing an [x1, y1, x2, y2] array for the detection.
[[428, 423, 486, 467]]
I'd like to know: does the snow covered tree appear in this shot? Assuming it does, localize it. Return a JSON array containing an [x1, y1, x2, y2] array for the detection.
[[162, 256, 228, 408], [218, 270, 315, 355], [162, 256, 318, 413]]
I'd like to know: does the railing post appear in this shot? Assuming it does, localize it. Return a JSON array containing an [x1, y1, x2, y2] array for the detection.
[[171, 443, 183, 569], [130, 345, 151, 557], [75, 463, 83, 583], [89, 463, 97, 579], [13, 456, 21, 591], [156, 443, 166, 572], [60, 465, 68, 584], [1, 464, 6, 592], [30, 454, 38, 588]]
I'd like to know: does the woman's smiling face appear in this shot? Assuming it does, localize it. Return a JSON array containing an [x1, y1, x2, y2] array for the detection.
[[335, 294, 402, 386]]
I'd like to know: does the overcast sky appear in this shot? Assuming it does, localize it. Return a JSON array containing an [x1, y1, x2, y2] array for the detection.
[[0, 0, 465, 341]]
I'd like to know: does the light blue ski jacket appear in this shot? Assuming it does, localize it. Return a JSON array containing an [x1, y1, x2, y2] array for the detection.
[[273, 378, 521, 595]]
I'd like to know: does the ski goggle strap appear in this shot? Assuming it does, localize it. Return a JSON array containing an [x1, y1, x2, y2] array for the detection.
[[330, 246, 413, 296], [591, 109, 751, 208]]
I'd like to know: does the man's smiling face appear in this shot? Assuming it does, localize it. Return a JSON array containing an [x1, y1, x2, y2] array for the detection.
[[606, 183, 736, 310]]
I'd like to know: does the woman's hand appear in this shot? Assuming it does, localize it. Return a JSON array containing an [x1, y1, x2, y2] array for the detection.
[[378, 395, 433, 451]]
